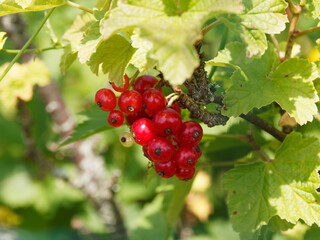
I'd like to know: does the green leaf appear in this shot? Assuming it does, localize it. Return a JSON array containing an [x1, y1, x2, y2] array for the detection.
[[0, 59, 50, 116], [60, 106, 113, 146], [87, 34, 136, 85], [219, 0, 288, 56], [0, 0, 66, 16], [0, 32, 7, 50], [223, 132, 320, 240], [305, 0, 320, 19], [62, 12, 97, 53], [208, 42, 319, 125], [100, 0, 244, 85], [59, 45, 77, 73]]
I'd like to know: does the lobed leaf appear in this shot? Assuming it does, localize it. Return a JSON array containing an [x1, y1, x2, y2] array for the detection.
[[219, 0, 288, 56], [100, 0, 244, 85], [0, 0, 66, 16], [208, 42, 319, 125], [223, 132, 320, 240]]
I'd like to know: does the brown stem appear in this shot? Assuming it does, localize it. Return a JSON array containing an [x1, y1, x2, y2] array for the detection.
[[295, 26, 320, 37], [240, 113, 286, 142], [285, 2, 302, 59]]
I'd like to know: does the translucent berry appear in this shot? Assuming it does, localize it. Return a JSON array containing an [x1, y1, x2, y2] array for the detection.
[[112, 74, 130, 92], [142, 89, 166, 116], [125, 108, 151, 126], [143, 145, 152, 161], [178, 121, 203, 146], [119, 132, 134, 147], [173, 147, 198, 169], [108, 110, 124, 127], [118, 90, 143, 115], [153, 108, 182, 136], [175, 167, 195, 181], [147, 137, 174, 163], [95, 88, 116, 112], [133, 75, 158, 94], [194, 145, 202, 159], [169, 102, 181, 115], [132, 118, 157, 146], [154, 161, 176, 178]]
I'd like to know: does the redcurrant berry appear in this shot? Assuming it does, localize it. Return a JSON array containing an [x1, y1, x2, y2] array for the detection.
[[142, 89, 166, 116], [178, 121, 203, 146], [169, 102, 181, 115], [154, 161, 176, 178], [147, 137, 174, 163], [133, 75, 158, 94], [95, 88, 116, 112], [119, 132, 134, 147], [108, 110, 124, 127], [194, 145, 202, 159], [118, 90, 143, 115], [175, 167, 195, 181], [132, 118, 157, 146], [143, 145, 152, 161], [125, 108, 151, 126], [173, 147, 198, 169], [153, 108, 182, 136], [112, 74, 130, 92]]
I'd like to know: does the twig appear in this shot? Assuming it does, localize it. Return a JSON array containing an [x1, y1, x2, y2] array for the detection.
[[2, 45, 63, 54], [0, 8, 55, 82], [201, 20, 222, 36], [66, 1, 94, 14], [240, 113, 286, 142], [295, 26, 320, 37], [285, 1, 302, 59]]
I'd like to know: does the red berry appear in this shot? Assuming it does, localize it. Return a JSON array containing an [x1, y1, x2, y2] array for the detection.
[[178, 121, 203, 146], [118, 90, 143, 115], [125, 108, 151, 125], [148, 137, 174, 163], [95, 88, 117, 112], [107, 110, 124, 127], [142, 89, 166, 116], [173, 147, 198, 169], [154, 161, 176, 178], [169, 102, 181, 115], [194, 145, 202, 159], [143, 145, 152, 161], [133, 75, 158, 94], [153, 108, 182, 136], [175, 167, 195, 181], [132, 118, 157, 146], [112, 74, 130, 92]]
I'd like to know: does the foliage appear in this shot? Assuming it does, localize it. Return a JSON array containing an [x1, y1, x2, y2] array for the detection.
[[0, 0, 320, 240]]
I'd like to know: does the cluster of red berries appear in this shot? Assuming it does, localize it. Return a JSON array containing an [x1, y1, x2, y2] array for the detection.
[[95, 75, 203, 181]]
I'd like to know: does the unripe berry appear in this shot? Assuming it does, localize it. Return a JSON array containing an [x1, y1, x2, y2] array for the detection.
[[154, 161, 176, 178], [132, 118, 157, 146], [95, 88, 117, 112], [178, 121, 203, 146], [119, 132, 134, 147], [173, 147, 198, 169], [153, 108, 182, 136], [108, 110, 124, 127], [118, 90, 143, 115], [147, 137, 174, 163], [133, 75, 158, 94]]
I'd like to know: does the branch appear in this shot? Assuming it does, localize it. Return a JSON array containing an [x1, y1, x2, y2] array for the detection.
[[295, 26, 320, 37], [66, 1, 94, 14], [240, 113, 286, 142], [1, 45, 63, 54]]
